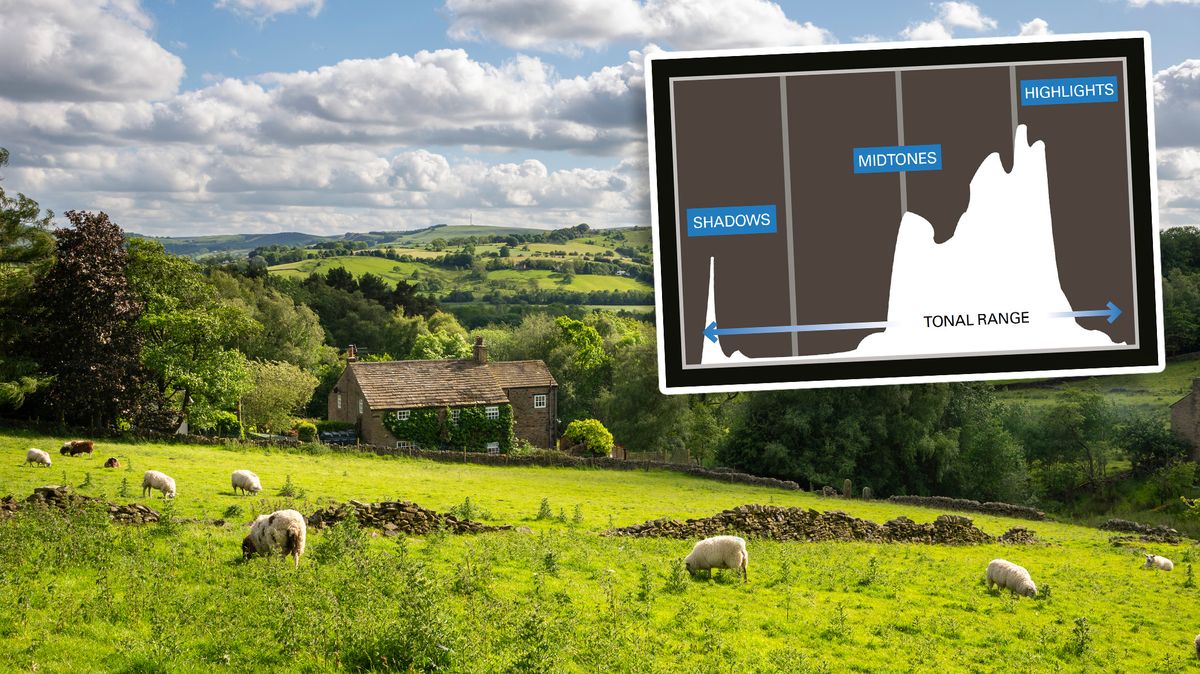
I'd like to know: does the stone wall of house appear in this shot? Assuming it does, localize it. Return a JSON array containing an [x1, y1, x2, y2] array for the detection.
[[1170, 378, 1200, 461], [504, 385, 556, 448]]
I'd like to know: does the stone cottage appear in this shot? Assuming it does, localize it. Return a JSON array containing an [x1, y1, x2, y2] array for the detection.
[[327, 337, 558, 450]]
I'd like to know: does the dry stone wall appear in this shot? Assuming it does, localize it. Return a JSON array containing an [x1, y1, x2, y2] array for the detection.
[[1099, 518, 1181, 543], [306, 499, 512, 535], [1, 486, 160, 524], [605, 504, 1035, 545], [886, 495, 1046, 521]]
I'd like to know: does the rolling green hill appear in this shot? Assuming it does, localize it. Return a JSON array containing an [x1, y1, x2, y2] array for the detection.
[[995, 356, 1200, 418], [269, 255, 653, 296], [0, 430, 1194, 671]]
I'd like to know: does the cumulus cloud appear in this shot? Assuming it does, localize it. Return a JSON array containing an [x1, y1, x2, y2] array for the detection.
[[214, 0, 324, 21], [444, 0, 833, 53], [901, 1, 997, 41], [1154, 59, 1200, 148], [1018, 18, 1052, 37], [1129, 0, 1200, 5], [0, 0, 184, 102], [1, 47, 651, 155]]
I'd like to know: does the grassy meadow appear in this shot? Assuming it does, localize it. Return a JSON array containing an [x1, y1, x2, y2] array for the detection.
[[1, 429, 1197, 672], [268, 255, 652, 296]]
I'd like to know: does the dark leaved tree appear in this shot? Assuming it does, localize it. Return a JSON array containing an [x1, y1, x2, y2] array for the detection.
[[31, 211, 151, 428]]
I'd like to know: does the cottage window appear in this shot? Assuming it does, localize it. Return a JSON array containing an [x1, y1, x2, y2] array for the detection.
[[486, 442, 500, 455], [357, 398, 364, 415], [396, 409, 410, 422], [533, 394, 547, 409], [485, 406, 499, 420], [396, 440, 418, 450], [451, 408, 461, 423], [336, 393, 342, 410]]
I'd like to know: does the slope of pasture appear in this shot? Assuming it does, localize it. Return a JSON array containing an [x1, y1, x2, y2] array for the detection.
[[0, 431, 1195, 672], [994, 356, 1200, 418], [269, 255, 652, 295]]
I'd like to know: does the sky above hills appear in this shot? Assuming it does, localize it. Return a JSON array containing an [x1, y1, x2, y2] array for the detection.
[[0, 0, 1198, 236]]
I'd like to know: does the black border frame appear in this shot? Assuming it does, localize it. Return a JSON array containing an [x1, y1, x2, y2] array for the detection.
[[651, 37, 1160, 391]]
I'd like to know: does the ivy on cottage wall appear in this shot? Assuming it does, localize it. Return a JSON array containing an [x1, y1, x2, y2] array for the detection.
[[450, 404, 514, 453], [382, 407, 443, 449], [383, 404, 513, 453]]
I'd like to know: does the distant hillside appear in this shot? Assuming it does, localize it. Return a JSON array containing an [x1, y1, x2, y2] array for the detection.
[[128, 224, 642, 258], [128, 232, 339, 258]]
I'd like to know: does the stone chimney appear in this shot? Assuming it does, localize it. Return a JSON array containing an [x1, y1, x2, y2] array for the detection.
[[473, 336, 487, 365], [347, 344, 358, 363]]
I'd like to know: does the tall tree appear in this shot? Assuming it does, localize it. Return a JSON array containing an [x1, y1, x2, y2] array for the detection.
[[241, 360, 319, 433], [0, 148, 55, 409], [127, 238, 257, 430], [31, 211, 147, 428]]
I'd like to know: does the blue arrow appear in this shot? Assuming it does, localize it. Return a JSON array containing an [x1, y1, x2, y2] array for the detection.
[[1050, 301, 1122, 324], [704, 319, 889, 343]]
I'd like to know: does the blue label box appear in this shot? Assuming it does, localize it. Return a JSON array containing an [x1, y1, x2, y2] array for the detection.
[[852, 144, 942, 174], [686, 204, 777, 237], [1020, 76, 1119, 106]]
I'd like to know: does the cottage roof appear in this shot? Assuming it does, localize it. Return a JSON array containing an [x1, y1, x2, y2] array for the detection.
[[347, 358, 555, 410], [487, 360, 557, 389]]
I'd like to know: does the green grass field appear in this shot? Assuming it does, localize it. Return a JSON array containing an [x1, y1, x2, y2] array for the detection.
[[995, 357, 1200, 418], [269, 255, 652, 296], [1, 430, 1197, 672]]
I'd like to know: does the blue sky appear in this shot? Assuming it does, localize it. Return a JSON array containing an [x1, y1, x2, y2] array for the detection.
[[1, 0, 1198, 235]]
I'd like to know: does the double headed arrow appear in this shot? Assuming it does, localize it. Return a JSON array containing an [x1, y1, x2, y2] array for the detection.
[[704, 301, 1122, 343]]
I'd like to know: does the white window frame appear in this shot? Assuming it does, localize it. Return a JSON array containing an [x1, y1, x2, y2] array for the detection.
[[451, 408, 461, 423], [357, 398, 364, 415], [396, 409, 410, 422], [336, 393, 342, 410], [396, 440, 418, 450], [486, 442, 500, 455], [533, 394, 547, 409], [485, 406, 500, 420]]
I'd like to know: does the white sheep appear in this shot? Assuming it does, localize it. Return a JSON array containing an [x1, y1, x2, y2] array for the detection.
[[242, 509, 307, 568], [684, 535, 748, 582], [1144, 554, 1174, 571], [986, 559, 1037, 597], [231, 469, 262, 496], [141, 470, 176, 499], [24, 448, 51, 467]]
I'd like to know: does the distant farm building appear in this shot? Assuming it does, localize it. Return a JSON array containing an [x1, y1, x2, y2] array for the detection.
[[1170, 377, 1200, 461], [328, 338, 558, 451]]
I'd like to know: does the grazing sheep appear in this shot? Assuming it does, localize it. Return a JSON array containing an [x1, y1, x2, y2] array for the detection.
[[986, 559, 1037, 597], [103, 457, 121, 469], [1144, 554, 1174, 571], [231, 469, 262, 495], [243, 509, 306, 568], [684, 535, 748, 582], [141, 470, 176, 499], [25, 448, 52, 467], [59, 440, 94, 456]]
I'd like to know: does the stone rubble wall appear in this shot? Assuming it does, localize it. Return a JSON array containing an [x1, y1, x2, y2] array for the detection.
[[306, 499, 512, 536], [1, 486, 160, 524], [885, 495, 1047, 521], [604, 504, 1036, 545], [1099, 518, 1181, 543]]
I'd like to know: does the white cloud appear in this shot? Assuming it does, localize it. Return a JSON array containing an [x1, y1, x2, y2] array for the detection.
[[0, 0, 184, 102], [444, 0, 833, 53], [1018, 17, 1051, 36], [1129, 0, 1200, 6], [1, 47, 651, 155], [901, 1, 997, 41], [214, 0, 324, 21], [1154, 59, 1200, 148]]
